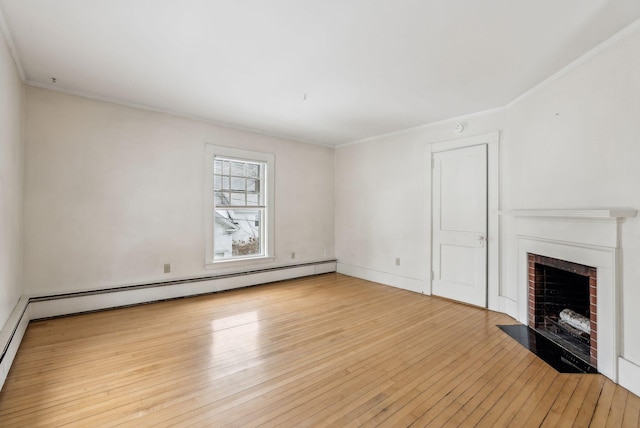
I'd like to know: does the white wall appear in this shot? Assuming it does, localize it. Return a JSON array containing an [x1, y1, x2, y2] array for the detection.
[[335, 134, 429, 292], [336, 23, 640, 381], [23, 87, 334, 295], [335, 112, 504, 294], [0, 28, 24, 330]]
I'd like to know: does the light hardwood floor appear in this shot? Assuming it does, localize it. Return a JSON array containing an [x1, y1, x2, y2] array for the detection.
[[0, 273, 639, 427]]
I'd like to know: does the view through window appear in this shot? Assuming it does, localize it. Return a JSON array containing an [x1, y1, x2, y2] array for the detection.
[[205, 145, 274, 265], [213, 157, 266, 260]]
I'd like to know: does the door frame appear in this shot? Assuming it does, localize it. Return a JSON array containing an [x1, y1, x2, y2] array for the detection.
[[425, 131, 500, 310]]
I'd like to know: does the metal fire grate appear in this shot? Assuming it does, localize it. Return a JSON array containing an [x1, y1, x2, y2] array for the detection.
[[543, 315, 590, 345]]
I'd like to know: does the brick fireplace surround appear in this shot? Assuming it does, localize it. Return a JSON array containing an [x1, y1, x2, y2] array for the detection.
[[528, 253, 597, 367]]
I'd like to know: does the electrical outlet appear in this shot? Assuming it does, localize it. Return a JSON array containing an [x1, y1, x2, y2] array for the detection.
[[395, 258, 400, 266], [164, 263, 171, 273], [323, 249, 328, 257]]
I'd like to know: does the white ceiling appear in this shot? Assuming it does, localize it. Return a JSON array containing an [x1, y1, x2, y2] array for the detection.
[[1, 1, 640, 146]]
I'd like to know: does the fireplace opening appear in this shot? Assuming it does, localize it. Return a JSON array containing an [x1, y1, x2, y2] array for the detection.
[[528, 254, 597, 369]]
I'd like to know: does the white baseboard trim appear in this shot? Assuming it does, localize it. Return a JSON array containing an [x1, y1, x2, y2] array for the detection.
[[498, 296, 519, 321], [337, 263, 427, 294], [0, 297, 29, 390], [0, 260, 336, 390], [619, 357, 640, 397]]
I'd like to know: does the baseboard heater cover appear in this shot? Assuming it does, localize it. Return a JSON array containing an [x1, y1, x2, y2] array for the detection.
[[30, 260, 336, 320], [30, 259, 337, 303], [0, 297, 30, 389]]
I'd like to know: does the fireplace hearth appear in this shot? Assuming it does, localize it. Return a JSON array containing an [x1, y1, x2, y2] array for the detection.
[[498, 324, 597, 374]]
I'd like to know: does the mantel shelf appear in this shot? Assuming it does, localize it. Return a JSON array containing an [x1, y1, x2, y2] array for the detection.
[[500, 208, 637, 219]]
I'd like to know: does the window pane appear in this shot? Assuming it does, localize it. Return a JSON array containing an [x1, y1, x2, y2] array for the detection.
[[246, 193, 259, 206], [214, 175, 230, 191], [247, 164, 260, 178], [214, 209, 263, 260], [230, 177, 245, 191], [230, 192, 245, 205], [215, 192, 230, 206], [214, 159, 263, 208], [230, 161, 246, 177]]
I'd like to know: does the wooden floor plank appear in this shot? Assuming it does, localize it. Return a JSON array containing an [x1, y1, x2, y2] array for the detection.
[[570, 374, 605, 427], [539, 375, 581, 427], [621, 390, 640, 428], [384, 330, 523, 426], [0, 273, 638, 427], [501, 368, 559, 427], [454, 356, 540, 426], [590, 378, 618, 427], [555, 374, 596, 427], [380, 332, 520, 426], [476, 360, 549, 427], [606, 386, 629, 428]]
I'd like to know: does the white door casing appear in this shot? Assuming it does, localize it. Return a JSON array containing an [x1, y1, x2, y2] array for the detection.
[[431, 143, 488, 307]]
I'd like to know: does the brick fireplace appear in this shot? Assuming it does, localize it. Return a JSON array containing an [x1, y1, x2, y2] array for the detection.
[[527, 253, 597, 367]]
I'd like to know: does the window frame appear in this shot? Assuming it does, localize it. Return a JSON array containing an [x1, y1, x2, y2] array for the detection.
[[205, 144, 275, 268]]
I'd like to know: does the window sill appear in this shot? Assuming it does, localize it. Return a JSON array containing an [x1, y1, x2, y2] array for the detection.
[[205, 256, 276, 271]]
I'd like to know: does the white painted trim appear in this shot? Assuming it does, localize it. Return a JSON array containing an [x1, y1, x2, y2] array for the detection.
[[510, 216, 622, 249], [0, 297, 29, 390], [314, 263, 337, 275], [0, 297, 27, 352], [619, 357, 640, 397], [426, 131, 500, 311], [337, 263, 427, 294], [498, 296, 518, 320], [502, 209, 637, 220], [424, 145, 433, 296], [204, 144, 276, 267], [0, 6, 25, 82]]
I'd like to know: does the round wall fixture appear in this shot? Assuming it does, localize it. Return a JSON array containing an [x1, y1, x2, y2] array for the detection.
[[454, 123, 465, 133]]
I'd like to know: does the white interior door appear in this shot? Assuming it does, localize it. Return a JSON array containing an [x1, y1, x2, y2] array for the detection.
[[432, 144, 487, 307]]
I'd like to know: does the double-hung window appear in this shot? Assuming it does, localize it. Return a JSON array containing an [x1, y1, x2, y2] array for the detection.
[[205, 145, 274, 265]]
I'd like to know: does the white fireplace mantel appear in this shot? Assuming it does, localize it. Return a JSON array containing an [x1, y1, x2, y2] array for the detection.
[[501, 208, 637, 220], [501, 208, 637, 249], [502, 207, 637, 382]]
